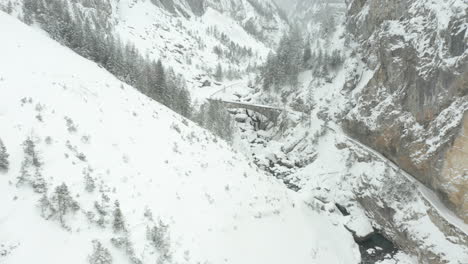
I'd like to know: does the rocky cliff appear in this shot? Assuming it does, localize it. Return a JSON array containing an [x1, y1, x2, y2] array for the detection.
[[343, 0, 468, 222], [150, 0, 288, 43]]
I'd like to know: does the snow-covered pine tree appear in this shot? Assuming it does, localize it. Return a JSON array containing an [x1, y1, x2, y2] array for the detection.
[[0, 138, 9, 172], [38, 194, 55, 219], [94, 193, 110, 227], [22, 0, 34, 25], [154, 60, 167, 103], [51, 183, 80, 228], [89, 240, 113, 264], [113, 200, 125, 233], [83, 168, 96, 192], [32, 169, 47, 194], [146, 220, 171, 261], [214, 63, 223, 82], [303, 40, 312, 67], [23, 136, 41, 168]]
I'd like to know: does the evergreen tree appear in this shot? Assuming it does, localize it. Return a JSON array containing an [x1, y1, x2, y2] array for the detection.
[[51, 183, 80, 227], [0, 138, 9, 172], [32, 169, 47, 194], [23, 137, 41, 168], [22, 0, 33, 25], [154, 60, 167, 102], [84, 170, 96, 193], [89, 240, 113, 264], [262, 52, 276, 91], [38, 194, 55, 219], [146, 220, 171, 260], [176, 87, 192, 118], [113, 200, 125, 233], [197, 101, 234, 142], [261, 25, 303, 90], [303, 40, 312, 67], [17, 159, 31, 186], [94, 193, 110, 227], [214, 63, 223, 82]]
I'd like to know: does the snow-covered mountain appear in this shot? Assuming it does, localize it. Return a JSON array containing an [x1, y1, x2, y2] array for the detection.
[[343, 0, 468, 224], [218, 0, 468, 263], [0, 11, 360, 264], [1, 0, 467, 263], [1, 0, 288, 103]]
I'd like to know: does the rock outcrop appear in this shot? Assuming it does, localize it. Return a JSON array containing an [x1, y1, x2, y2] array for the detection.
[[343, 0, 468, 222]]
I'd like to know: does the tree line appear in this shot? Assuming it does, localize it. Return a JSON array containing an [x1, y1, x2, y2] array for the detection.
[[260, 21, 343, 91], [22, 0, 192, 118], [260, 25, 304, 91]]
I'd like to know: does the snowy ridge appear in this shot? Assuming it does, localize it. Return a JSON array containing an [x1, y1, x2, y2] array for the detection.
[[0, 12, 360, 264]]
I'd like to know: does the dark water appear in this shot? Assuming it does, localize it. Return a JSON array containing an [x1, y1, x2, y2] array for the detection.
[[334, 204, 398, 263], [357, 231, 398, 264]]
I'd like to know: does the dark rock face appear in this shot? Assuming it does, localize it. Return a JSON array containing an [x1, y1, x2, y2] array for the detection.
[[344, 0, 468, 222], [185, 0, 205, 16]]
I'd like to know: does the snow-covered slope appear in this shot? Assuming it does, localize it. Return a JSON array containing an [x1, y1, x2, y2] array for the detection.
[[0, 12, 360, 264], [1, 0, 288, 103], [113, 0, 288, 100], [113, 0, 275, 98]]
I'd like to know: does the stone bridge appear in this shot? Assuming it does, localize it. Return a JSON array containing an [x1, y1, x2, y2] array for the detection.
[[207, 98, 283, 123]]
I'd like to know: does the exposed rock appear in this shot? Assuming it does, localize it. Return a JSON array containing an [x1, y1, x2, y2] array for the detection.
[[354, 169, 468, 263], [201, 80, 211, 87], [344, 0, 468, 222], [234, 113, 248, 123]]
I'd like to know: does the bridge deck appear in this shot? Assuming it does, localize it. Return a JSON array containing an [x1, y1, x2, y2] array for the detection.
[[208, 99, 283, 111]]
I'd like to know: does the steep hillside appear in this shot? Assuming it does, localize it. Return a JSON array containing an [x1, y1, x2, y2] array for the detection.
[[0, 12, 359, 264], [343, 0, 468, 222]]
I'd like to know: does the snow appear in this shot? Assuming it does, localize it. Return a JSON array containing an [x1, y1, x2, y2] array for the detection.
[[224, 18, 468, 263], [375, 252, 417, 264], [109, 0, 283, 103], [0, 12, 360, 264]]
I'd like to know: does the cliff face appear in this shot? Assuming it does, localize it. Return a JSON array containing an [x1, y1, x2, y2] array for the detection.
[[150, 0, 288, 43], [343, 0, 468, 221]]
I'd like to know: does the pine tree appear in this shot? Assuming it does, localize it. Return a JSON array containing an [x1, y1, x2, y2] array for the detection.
[[17, 159, 31, 186], [146, 220, 170, 257], [38, 194, 55, 219], [22, 0, 33, 25], [32, 169, 47, 194], [303, 40, 312, 67], [84, 171, 96, 193], [262, 52, 276, 91], [23, 137, 41, 168], [177, 87, 192, 118], [154, 60, 167, 103], [94, 193, 110, 227], [89, 240, 113, 264], [51, 183, 80, 227], [214, 63, 223, 82], [113, 200, 125, 233], [0, 138, 9, 172]]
